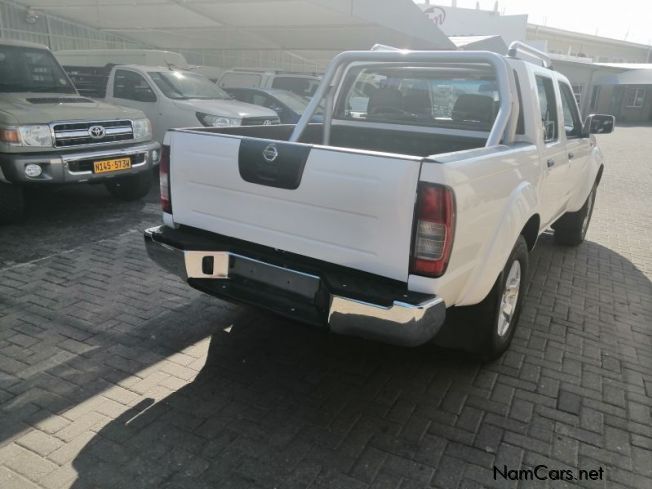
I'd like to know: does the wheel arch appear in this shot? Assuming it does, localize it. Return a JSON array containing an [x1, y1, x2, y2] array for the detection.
[[521, 213, 540, 251], [595, 164, 605, 185], [455, 181, 537, 306]]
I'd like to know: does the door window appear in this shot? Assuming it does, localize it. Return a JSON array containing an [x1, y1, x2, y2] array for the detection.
[[113, 70, 156, 102], [559, 83, 583, 138], [535, 75, 558, 143]]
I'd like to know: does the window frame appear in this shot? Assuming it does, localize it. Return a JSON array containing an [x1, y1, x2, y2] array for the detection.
[[624, 87, 645, 108], [570, 83, 583, 105]]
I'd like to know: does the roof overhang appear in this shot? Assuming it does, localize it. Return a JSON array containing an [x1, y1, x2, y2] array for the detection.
[[13, 0, 454, 56], [596, 69, 652, 85]]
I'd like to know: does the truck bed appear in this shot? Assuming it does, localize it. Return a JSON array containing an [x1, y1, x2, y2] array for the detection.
[[185, 123, 487, 158]]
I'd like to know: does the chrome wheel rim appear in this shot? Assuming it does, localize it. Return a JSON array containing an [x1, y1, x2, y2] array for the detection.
[[581, 190, 594, 236], [497, 260, 521, 337]]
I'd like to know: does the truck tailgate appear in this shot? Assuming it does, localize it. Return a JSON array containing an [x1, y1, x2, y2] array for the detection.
[[168, 132, 421, 282]]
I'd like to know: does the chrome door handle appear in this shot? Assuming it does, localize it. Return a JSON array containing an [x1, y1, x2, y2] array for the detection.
[[568, 152, 575, 159], [547, 159, 555, 168]]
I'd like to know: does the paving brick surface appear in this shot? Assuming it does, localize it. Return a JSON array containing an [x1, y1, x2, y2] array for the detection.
[[0, 128, 650, 488]]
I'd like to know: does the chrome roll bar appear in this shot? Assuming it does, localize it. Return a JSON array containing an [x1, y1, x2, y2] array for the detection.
[[289, 49, 518, 148]]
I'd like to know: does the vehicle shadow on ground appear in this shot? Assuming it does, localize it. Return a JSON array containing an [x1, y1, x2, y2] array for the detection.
[[68, 316, 472, 489], [66, 237, 652, 489]]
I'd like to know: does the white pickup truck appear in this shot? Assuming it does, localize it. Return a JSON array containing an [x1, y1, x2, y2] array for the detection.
[[59, 61, 280, 143], [144, 44, 614, 358]]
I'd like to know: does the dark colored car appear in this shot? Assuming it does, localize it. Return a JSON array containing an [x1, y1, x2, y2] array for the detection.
[[224, 87, 322, 124]]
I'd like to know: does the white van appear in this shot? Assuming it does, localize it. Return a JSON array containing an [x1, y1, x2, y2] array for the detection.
[[56, 49, 189, 69]]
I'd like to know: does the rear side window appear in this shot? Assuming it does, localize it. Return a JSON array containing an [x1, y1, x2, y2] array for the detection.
[[559, 82, 583, 138], [535, 75, 558, 142], [113, 70, 156, 102]]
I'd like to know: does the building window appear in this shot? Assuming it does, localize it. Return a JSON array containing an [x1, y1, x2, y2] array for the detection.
[[625, 88, 646, 108], [571, 84, 583, 105], [590, 86, 601, 111]]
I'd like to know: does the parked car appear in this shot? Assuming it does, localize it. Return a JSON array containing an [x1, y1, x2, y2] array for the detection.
[[218, 69, 321, 98], [144, 43, 614, 359], [224, 88, 322, 124], [58, 58, 280, 143], [0, 40, 160, 224]]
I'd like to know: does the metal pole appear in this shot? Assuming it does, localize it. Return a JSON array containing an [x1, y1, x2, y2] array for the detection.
[[0, 1, 5, 39], [45, 14, 52, 49]]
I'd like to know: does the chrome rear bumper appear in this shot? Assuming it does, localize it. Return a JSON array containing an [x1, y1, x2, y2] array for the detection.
[[144, 226, 445, 346]]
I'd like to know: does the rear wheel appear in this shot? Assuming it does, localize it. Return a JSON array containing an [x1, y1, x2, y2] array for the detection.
[[105, 171, 153, 201], [436, 236, 529, 360], [552, 186, 596, 246], [0, 182, 25, 224]]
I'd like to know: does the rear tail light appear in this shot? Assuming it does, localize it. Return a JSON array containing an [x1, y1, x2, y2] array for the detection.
[[410, 183, 455, 278], [159, 144, 172, 214]]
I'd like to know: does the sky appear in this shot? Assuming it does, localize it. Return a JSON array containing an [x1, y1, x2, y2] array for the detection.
[[419, 0, 652, 45]]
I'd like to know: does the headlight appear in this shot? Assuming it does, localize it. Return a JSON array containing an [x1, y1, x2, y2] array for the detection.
[[132, 119, 152, 141], [18, 125, 53, 147], [196, 112, 240, 127]]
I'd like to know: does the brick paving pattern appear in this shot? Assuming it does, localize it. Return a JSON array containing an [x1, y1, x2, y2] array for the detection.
[[0, 127, 650, 488]]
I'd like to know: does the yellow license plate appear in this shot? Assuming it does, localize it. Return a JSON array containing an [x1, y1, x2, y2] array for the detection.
[[93, 157, 132, 174]]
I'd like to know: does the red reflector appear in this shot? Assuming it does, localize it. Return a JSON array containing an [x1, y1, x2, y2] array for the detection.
[[410, 183, 455, 278], [159, 144, 171, 214]]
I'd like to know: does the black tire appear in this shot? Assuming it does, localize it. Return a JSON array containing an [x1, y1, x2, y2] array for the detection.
[[552, 186, 596, 246], [0, 182, 25, 224], [435, 235, 529, 361], [105, 170, 153, 201]]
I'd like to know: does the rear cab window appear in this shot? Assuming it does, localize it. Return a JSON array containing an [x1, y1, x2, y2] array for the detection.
[[333, 63, 501, 133]]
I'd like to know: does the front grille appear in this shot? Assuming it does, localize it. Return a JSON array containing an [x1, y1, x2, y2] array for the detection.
[[53, 120, 134, 147], [68, 152, 146, 173], [241, 116, 280, 126]]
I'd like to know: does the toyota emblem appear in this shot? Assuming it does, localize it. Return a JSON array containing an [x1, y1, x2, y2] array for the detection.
[[263, 119, 272, 126], [89, 125, 106, 139], [262, 143, 278, 163]]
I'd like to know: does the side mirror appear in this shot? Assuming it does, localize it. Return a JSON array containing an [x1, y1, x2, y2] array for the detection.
[[583, 114, 615, 136]]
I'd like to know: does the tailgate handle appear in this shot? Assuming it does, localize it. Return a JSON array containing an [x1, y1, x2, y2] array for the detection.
[[238, 138, 311, 190]]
